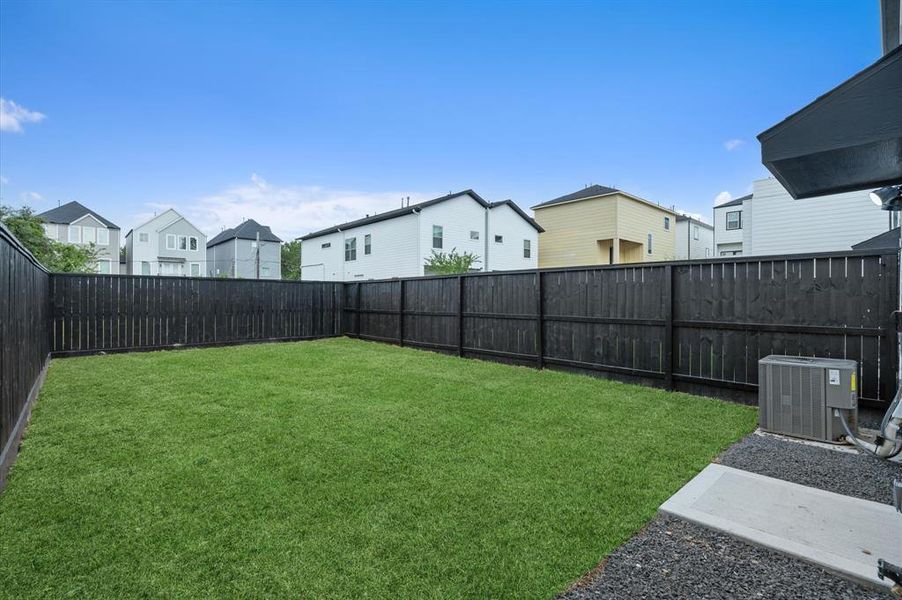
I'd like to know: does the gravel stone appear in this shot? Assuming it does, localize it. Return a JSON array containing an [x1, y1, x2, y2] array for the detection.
[[718, 432, 900, 505], [558, 515, 892, 600]]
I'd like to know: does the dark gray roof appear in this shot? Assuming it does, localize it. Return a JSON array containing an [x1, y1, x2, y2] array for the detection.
[[715, 193, 752, 209], [36, 201, 119, 229], [298, 190, 542, 241], [207, 219, 282, 248], [531, 185, 621, 210], [852, 227, 900, 250], [675, 214, 714, 228]]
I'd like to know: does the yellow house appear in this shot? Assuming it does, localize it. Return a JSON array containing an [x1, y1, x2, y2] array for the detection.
[[531, 185, 677, 268]]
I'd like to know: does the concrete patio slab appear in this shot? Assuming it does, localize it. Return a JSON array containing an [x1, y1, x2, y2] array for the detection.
[[660, 463, 902, 589]]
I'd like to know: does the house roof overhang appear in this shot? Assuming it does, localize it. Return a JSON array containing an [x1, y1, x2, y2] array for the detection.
[[757, 45, 902, 199]]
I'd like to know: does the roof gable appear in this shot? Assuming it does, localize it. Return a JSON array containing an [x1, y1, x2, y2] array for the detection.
[[714, 193, 752, 209], [37, 201, 119, 229], [207, 219, 282, 248], [531, 185, 676, 214], [488, 200, 544, 232]]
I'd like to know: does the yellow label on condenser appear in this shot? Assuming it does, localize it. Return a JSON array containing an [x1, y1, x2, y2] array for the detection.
[[851, 372, 857, 391]]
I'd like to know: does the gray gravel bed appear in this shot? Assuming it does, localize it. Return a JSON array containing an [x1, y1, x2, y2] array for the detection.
[[558, 514, 891, 600], [718, 432, 900, 505]]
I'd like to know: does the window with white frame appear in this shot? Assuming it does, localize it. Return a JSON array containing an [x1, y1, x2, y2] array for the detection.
[[432, 225, 443, 249], [96, 260, 111, 274], [98, 228, 110, 245], [189, 236, 198, 251], [726, 211, 741, 230], [494, 235, 503, 243], [664, 217, 670, 230], [693, 225, 699, 240], [141, 261, 151, 275], [166, 234, 176, 249], [345, 237, 357, 261], [647, 233, 653, 254], [262, 266, 271, 276], [190, 263, 200, 276], [82, 226, 97, 244], [178, 235, 188, 250], [364, 234, 371, 255], [139, 232, 149, 242], [321, 242, 331, 248], [470, 230, 479, 240], [43, 224, 56, 240], [523, 239, 531, 258], [69, 226, 81, 244]]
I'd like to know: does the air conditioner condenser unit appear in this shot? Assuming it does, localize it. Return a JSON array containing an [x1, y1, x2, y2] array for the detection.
[[758, 355, 858, 443]]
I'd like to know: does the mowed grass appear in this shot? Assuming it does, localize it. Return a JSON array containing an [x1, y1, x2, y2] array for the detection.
[[0, 338, 756, 599]]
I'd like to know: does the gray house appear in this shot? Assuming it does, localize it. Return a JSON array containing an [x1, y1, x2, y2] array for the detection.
[[206, 219, 282, 279], [37, 201, 121, 273]]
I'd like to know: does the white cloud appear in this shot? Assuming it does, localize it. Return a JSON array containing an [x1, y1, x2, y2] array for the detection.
[[0, 98, 46, 133], [723, 139, 744, 151], [0, 175, 8, 185], [132, 175, 430, 241], [20, 191, 44, 203], [714, 191, 733, 205]]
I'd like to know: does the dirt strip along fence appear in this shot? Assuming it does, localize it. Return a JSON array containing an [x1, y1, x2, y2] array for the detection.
[[343, 251, 899, 407], [48, 275, 344, 356], [0, 224, 51, 488]]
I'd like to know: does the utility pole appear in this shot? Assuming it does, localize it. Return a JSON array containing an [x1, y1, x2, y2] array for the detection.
[[255, 231, 260, 279]]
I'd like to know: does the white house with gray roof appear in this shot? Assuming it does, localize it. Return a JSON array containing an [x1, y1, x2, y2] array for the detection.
[[124, 209, 207, 276], [299, 190, 543, 281], [37, 201, 121, 274], [207, 219, 282, 279]]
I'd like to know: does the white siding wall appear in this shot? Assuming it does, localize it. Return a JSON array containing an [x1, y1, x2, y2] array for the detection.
[[486, 204, 539, 270], [418, 195, 486, 273], [675, 219, 714, 260], [714, 204, 746, 256], [126, 209, 207, 276], [745, 178, 890, 256]]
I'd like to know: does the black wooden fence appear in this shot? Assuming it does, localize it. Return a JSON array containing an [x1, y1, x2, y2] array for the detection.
[[344, 251, 899, 406], [49, 275, 344, 356], [0, 224, 51, 489]]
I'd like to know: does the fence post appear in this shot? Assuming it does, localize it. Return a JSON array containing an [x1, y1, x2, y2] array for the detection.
[[663, 264, 674, 390], [536, 269, 544, 369], [458, 275, 464, 357], [355, 282, 361, 337], [398, 278, 405, 346]]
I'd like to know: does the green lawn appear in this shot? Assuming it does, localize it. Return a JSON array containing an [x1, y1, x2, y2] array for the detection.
[[0, 338, 756, 599]]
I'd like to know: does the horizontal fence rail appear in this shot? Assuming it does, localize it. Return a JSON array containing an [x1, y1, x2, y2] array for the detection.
[[0, 224, 51, 489], [49, 275, 344, 356], [343, 251, 899, 406]]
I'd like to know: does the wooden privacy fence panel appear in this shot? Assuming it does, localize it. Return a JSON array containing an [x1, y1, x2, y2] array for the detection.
[[344, 251, 899, 405], [49, 275, 343, 356], [1, 224, 50, 485]]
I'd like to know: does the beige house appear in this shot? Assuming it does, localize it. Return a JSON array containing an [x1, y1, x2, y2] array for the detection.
[[531, 185, 677, 268]]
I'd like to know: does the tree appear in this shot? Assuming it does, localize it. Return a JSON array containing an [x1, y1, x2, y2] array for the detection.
[[0, 205, 99, 272], [423, 248, 481, 275], [281, 240, 302, 280]]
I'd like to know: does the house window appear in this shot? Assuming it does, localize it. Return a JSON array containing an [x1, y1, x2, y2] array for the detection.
[[345, 237, 357, 261], [69, 226, 81, 244], [178, 235, 188, 250], [97, 260, 110, 274], [470, 230, 479, 240], [262, 266, 271, 276], [523, 239, 531, 258], [139, 232, 149, 242], [321, 242, 331, 249], [726, 211, 742, 230], [494, 235, 503, 243], [364, 234, 371, 255], [141, 261, 151, 275], [166, 234, 176, 249], [693, 225, 699, 240], [432, 225, 443, 249], [43, 224, 56, 240], [647, 233, 653, 254], [705, 248, 710, 257], [251, 241, 258, 248], [97, 228, 109, 245], [189, 236, 198, 251], [82, 226, 97, 244], [190, 263, 200, 277], [664, 217, 670, 230]]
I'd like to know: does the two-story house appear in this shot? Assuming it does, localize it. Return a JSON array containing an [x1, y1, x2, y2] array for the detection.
[[207, 219, 283, 279], [37, 201, 121, 273], [124, 209, 207, 276], [531, 185, 676, 268], [713, 178, 892, 257], [675, 215, 714, 260], [298, 190, 542, 281]]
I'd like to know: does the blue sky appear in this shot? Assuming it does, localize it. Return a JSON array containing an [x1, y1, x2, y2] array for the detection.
[[0, 0, 884, 239]]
